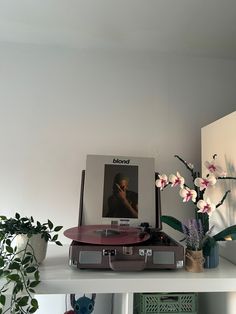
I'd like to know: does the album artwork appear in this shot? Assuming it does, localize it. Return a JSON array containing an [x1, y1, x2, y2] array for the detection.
[[102, 163, 139, 219], [82, 155, 156, 227]]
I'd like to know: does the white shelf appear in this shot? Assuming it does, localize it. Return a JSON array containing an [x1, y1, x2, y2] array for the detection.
[[36, 244, 236, 295]]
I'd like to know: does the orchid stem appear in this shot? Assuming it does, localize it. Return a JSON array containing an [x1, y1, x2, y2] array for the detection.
[[216, 190, 231, 208]]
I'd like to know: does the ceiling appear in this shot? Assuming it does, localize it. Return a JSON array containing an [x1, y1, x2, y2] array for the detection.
[[1, 0, 236, 59]]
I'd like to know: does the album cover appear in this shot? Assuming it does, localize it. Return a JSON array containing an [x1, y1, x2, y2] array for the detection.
[[82, 155, 156, 227]]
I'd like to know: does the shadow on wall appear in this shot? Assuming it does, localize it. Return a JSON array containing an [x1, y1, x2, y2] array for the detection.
[[199, 292, 236, 314]]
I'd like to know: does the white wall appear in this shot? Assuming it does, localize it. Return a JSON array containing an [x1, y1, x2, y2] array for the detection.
[[1, 43, 236, 314], [0, 42, 236, 243]]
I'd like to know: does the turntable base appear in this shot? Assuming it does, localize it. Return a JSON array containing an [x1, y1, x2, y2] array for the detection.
[[66, 228, 184, 271]]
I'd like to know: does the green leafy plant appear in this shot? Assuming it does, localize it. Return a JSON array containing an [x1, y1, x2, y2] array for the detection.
[[0, 213, 63, 314]]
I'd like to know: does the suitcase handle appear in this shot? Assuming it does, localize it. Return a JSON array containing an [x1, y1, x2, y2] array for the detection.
[[108, 253, 148, 271]]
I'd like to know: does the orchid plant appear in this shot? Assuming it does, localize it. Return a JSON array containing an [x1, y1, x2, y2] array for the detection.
[[156, 154, 236, 253]]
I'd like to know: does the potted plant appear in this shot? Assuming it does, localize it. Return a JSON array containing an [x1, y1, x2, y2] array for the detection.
[[0, 212, 63, 314], [182, 218, 208, 272], [156, 154, 236, 268]]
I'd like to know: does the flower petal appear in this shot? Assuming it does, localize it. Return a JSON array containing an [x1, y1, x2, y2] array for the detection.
[[197, 199, 216, 215], [179, 187, 196, 202], [169, 172, 185, 188], [155, 174, 168, 190], [205, 159, 226, 177]]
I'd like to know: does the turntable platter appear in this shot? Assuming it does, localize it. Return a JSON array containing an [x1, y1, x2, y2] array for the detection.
[[64, 224, 150, 245]]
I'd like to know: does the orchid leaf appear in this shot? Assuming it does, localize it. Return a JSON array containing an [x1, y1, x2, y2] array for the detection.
[[231, 233, 236, 240], [213, 225, 236, 241], [161, 215, 184, 234]]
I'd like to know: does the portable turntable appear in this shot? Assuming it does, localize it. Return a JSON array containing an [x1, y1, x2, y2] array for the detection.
[[64, 155, 184, 271]]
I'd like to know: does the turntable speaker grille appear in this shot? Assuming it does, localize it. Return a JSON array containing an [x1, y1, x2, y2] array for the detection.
[[79, 251, 102, 264], [153, 251, 175, 265]]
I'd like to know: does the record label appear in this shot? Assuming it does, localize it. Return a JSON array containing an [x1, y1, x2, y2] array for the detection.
[[64, 224, 150, 245]]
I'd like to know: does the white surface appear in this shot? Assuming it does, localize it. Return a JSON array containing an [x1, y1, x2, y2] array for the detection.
[[202, 112, 236, 264], [1, 1, 236, 59], [36, 244, 236, 295]]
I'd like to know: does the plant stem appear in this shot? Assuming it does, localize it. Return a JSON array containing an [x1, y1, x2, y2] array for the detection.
[[174, 155, 196, 179], [216, 190, 231, 208], [195, 211, 209, 235]]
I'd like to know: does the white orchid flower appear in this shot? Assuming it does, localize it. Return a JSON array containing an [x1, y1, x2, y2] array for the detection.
[[204, 160, 226, 177], [197, 198, 216, 215], [179, 187, 197, 202], [194, 175, 217, 191], [155, 174, 168, 190], [169, 172, 185, 188]]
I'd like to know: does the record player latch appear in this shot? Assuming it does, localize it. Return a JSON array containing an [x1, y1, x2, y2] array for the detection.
[[103, 249, 116, 256], [139, 249, 152, 257]]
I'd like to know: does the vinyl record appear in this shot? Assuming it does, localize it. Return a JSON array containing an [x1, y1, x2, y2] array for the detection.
[[64, 224, 150, 245]]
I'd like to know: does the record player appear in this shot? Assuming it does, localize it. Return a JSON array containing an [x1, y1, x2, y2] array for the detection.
[[64, 155, 184, 271]]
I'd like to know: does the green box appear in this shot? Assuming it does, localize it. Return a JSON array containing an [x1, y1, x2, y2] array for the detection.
[[134, 293, 198, 314]]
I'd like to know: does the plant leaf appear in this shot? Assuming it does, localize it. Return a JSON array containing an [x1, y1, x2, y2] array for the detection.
[[213, 225, 236, 241], [22, 256, 32, 265], [18, 296, 29, 307], [6, 239, 11, 246], [231, 233, 236, 240], [8, 262, 20, 270], [26, 266, 37, 273], [15, 213, 20, 219], [55, 241, 63, 246], [48, 219, 53, 230], [29, 306, 38, 313], [30, 281, 40, 288], [52, 234, 58, 241], [0, 295, 6, 306], [54, 226, 63, 232], [13, 282, 24, 294], [31, 298, 38, 308], [7, 274, 20, 281], [34, 270, 40, 281], [0, 257, 4, 268], [29, 288, 36, 293], [6, 246, 13, 254], [161, 215, 185, 233]]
